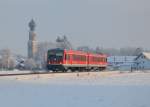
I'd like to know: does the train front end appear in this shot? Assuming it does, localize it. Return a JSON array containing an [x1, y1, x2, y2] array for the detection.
[[47, 49, 65, 71]]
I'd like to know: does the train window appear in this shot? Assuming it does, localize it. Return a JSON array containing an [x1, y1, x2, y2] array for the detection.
[[92, 57, 98, 62], [83, 56, 86, 61], [99, 58, 101, 62], [66, 54, 70, 60], [75, 55, 76, 60], [101, 58, 103, 62], [72, 55, 76, 60], [103, 58, 105, 62], [65, 54, 66, 60], [56, 53, 63, 56], [72, 55, 86, 61], [81, 55, 86, 61], [91, 56, 102, 62], [81, 56, 83, 61], [78, 55, 81, 61], [76, 55, 78, 60], [75, 55, 77, 60], [93, 57, 95, 62], [77, 55, 79, 60], [104, 58, 107, 62]]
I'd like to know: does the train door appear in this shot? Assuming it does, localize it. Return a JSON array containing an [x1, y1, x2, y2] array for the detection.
[[64, 51, 72, 65], [87, 53, 90, 69]]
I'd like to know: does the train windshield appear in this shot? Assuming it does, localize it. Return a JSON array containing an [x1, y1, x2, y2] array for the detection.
[[48, 49, 64, 61]]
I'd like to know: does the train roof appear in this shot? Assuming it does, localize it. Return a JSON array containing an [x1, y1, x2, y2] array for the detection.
[[48, 48, 64, 51], [65, 49, 107, 57], [48, 48, 107, 57]]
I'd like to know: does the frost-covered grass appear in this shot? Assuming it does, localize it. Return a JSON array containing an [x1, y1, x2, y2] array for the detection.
[[0, 71, 150, 107]]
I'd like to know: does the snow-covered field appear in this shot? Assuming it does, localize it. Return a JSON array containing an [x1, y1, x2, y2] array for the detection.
[[0, 71, 150, 107]]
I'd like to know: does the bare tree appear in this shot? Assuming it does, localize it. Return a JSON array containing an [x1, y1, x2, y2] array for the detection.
[[77, 46, 92, 52], [0, 59, 2, 69], [56, 35, 73, 50], [24, 58, 37, 70], [0, 49, 15, 70], [95, 46, 104, 54], [94, 47, 144, 56], [132, 48, 143, 56], [35, 41, 57, 69]]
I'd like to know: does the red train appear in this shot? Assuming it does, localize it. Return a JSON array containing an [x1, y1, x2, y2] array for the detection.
[[47, 48, 107, 72]]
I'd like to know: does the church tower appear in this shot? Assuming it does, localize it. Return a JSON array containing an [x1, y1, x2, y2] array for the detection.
[[28, 19, 38, 59]]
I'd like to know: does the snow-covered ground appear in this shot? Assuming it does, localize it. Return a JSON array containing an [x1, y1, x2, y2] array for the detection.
[[0, 71, 150, 107]]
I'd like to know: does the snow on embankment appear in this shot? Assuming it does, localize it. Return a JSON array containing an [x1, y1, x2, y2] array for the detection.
[[1, 71, 150, 86]]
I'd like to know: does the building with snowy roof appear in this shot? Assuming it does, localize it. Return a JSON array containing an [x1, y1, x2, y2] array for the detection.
[[133, 52, 150, 70], [107, 56, 136, 70]]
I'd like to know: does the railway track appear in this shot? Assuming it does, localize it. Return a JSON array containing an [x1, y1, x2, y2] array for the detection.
[[0, 72, 51, 77], [0, 70, 97, 77]]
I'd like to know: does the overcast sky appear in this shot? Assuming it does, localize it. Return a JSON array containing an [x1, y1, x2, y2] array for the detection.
[[0, 0, 150, 55]]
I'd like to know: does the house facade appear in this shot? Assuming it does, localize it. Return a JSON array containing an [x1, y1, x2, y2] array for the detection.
[[134, 52, 150, 70], [107, 56, 136, 70]]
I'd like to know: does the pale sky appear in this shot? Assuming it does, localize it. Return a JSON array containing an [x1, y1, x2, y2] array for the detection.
[[0, 0, 150, 56]]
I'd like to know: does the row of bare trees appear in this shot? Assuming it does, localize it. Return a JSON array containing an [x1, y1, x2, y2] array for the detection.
[[0, 49, 15, 70], [0, 49, 39, 71], [0, 35, 145, 71], [33, 36, 144, 70], [0, 36, 73, 71], [77, 46, 144, 56]]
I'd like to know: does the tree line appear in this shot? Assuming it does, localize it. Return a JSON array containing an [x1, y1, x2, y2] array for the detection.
[[0, 35, 145, 71]]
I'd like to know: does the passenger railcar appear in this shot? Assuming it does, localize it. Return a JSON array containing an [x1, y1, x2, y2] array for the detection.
[[47, 48, 107, 72]]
